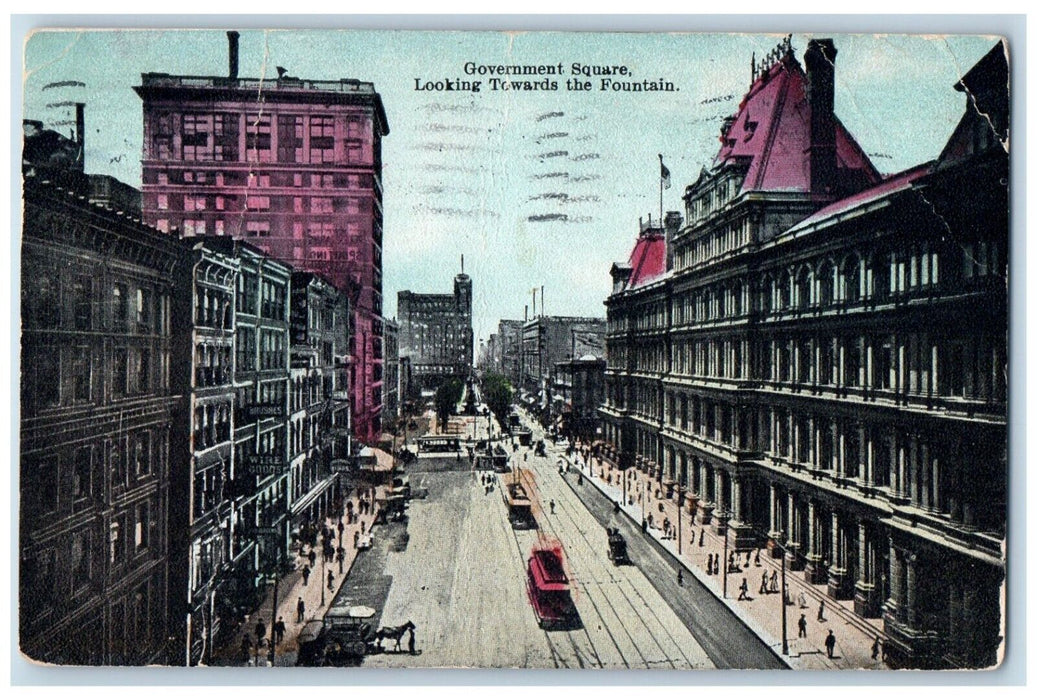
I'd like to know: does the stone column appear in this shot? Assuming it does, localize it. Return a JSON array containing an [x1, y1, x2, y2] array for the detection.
[[768, 483, 783, 558], [714, 470, 729, 536], [786, 492, 803, 570], [854, 521, 880, 618], [698, 461, 714, 525], [805, 500, 827, 583], [827, 511, 851, 598]]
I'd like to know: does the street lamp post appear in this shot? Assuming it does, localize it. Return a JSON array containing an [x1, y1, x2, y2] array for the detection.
[[677, 487, 683, 556], [268, 550, 281, 666], [722, 516, 729, 599]]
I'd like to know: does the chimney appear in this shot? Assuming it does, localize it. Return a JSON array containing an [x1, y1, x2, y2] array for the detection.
[[227, 31, 240, 80], [664, 210, 683, 270], [75, 103, 85, 170], [805, 38, 838, 195]]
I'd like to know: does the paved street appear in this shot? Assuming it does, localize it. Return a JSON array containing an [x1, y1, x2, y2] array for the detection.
[[360, 413, 781, 669]]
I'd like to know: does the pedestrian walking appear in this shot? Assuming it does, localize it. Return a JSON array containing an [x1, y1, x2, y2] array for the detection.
[[302, 564, 311, 586], [308, 550, 316, 568], [707, 553, 714, 575], [699, 529, 705, 547], [825, 630, 836, 658], [871, 636, 882, 660], [327, 570, 335, 591], [817, 600, 826, 621], [798, 614, 807, 638], [677, 569, 683, 586], [274, 616, 286, 644], [361, 521, 366, 534], [297, 597, 306, 623], [738, 577, 749, 600], [759, 571, 769, 595], [550, 500, 555, 514], [338, 520, 345, 540], [744, 550, 751, 568], [798, 591, 808, 609], [754, 549, 762, 567], [240, 633, 252, 664], [254, 618, 267, 648], [770, 570, 779, 593], [408, 628, 416, 655], [337, 545, 345, 574]]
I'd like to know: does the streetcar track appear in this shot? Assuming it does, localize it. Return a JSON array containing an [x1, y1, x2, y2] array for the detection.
[[537, 472, 689, 668], [524, 467, 675, 669], [513, 468, 637, 668]]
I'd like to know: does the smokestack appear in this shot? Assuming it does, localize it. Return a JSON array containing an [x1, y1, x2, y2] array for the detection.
[[75, 103, 85, 170], [805, 38, 838, 195], [227, 31, 240, 80]]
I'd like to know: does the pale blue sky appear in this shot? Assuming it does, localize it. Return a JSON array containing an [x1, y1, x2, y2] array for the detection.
[[22, 29, 999, 344]]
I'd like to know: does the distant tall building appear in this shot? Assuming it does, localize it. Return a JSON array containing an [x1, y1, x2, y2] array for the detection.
[[135, 31, 389, 444], [497, 320, 524, 387], [398, 269, 473, 393]]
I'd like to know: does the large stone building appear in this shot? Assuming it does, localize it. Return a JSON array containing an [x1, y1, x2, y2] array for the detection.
[[496, 319, 524, 386], [520, 315, 605, 404], [134, 31, 389, 444], [600, 38, 1007, 669], [397, 270, 473, 393], [21, 170, 183, 665], [381, 317, 400, 426]]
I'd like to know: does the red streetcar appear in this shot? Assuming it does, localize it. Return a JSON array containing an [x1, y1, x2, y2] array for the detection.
[[526, 545, 579, 630]]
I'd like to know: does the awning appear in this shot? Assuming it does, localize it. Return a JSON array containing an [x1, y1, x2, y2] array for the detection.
[[360, 447, 394, 472]]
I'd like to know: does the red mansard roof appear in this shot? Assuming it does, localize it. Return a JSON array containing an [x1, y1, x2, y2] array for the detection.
[[626, 232, 666, 288], [713, 54, 879, 193]]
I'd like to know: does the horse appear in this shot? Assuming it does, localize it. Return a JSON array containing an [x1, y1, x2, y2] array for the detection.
[[374, 621, 415, 652]]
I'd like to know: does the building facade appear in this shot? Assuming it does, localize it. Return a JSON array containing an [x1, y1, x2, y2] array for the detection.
[[496, 319, 524, 386], [600, 39, 1007, 669], [552, 356, 607, 442], [520, 316, 606, 404], [135, 31, 389, 444], [382, 317, 400, 426], [397, 270, 473, 393], [21, 172, 183, 665], [288, 273, 350, 545]]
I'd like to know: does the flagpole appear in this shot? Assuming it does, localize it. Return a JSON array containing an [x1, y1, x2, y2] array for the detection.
[[659, 154, 663, 224]]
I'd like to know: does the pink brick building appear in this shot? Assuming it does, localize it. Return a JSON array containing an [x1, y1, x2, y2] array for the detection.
[[134, 32, 389, 444]]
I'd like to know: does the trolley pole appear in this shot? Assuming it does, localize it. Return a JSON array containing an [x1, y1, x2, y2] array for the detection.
[[781, 543, 789, 655], [677, 487, 683, 556]]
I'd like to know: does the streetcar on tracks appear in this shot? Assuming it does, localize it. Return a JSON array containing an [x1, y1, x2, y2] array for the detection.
[[606, 527, 628, 565], [525, 545, 580, 630], [503, 480, 536, 530], [416, 435, 461, 455]]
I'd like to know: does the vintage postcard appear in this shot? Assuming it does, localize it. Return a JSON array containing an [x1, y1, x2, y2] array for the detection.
[[18, 27, 1009, 671]]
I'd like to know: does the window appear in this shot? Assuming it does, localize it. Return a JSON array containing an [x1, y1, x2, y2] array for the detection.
[[74, 446, 92, 499], [136, 288, 152, 330], [182, 113, 213, 161], [310, 197, 333, 214], [136, 348, 150, 394], [113, 347, 128, 397], [71, 529, 92, 585], [34, 350, 60, 407], [156, 194, 169, 210], [346, 140, 363, 163], [246, 114, 272, 161], [112, 283, 128, 330], [278, 115, 304, 163], [309, 115, 336, 163], [72, 346, 91, 402], [245, 195, 270, 212], [109, 517, 124, 565], [135, 501, 150, 552], [245, 221, 270, 237]]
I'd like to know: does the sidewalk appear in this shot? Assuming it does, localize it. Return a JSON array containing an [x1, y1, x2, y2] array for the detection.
[[212, 484, 388, 667], [557, 440, 887, 671]]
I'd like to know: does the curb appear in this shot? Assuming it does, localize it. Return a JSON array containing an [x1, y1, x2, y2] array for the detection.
[[555, 451, 792, 669]]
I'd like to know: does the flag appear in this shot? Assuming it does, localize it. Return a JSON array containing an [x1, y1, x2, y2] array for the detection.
[[659, 154, 671, 190]]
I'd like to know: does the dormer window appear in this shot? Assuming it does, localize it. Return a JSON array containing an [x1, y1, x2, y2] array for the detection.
[[744, 119, 758, 141]]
